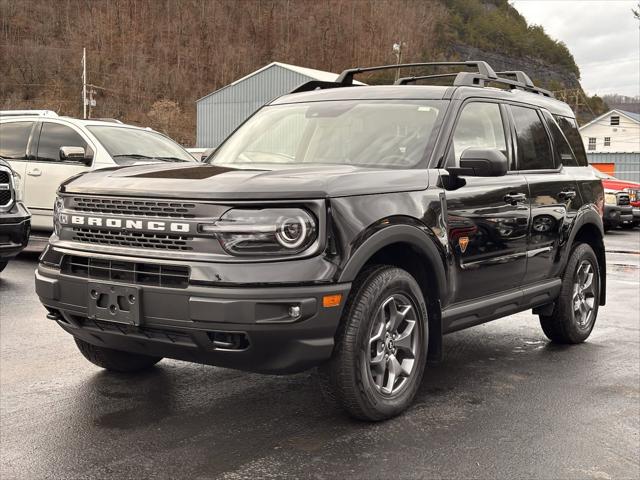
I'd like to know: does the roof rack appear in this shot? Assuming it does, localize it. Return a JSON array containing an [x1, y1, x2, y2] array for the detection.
[[290, 61, 553, 98], [394, 69, 552, 97], [335, 61, 498, 86]]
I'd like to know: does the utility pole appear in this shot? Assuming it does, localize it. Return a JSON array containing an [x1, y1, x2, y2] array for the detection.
[[82, 47, 87, 119], [393, 42, 406, 81]]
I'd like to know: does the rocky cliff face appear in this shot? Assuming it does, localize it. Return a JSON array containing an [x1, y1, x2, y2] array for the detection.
[[452, 45, 581, 90]]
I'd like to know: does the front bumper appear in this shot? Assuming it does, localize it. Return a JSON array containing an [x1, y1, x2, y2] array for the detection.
[[35, 258, 351, 374], [619, 205, 634, 225], [0, 202, 31, 259]]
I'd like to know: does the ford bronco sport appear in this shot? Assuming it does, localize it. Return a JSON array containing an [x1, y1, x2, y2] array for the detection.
[[36, 62, 606, 421]]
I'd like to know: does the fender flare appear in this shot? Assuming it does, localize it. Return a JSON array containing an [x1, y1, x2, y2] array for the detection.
[[563, 207, 606, 304], [338, 224, 448, 303]]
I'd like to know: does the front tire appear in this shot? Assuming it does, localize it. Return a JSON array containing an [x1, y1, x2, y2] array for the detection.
[[539, 243, 600, 344], [74, 338, 162, 372], [319, 265, 428, 421]]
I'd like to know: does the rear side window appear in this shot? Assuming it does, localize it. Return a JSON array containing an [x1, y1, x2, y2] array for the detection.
[[541, 111, 577, 166], [511, 106, 554, 170], [553, 115, 588, 166], [36, 122, 87, 162], [0, 121, 34, 160]]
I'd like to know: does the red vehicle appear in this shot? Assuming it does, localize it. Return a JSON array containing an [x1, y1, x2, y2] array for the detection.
[[591, 167, 640, 229]]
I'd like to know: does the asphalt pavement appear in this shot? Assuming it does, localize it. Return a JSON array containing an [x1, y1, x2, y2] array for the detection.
[[1, 230, 639, 480]]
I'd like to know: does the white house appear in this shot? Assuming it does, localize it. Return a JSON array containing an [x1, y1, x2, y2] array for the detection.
[[579, 109, 640, 153]]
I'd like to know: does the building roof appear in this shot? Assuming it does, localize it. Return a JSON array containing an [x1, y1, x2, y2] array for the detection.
[[618, 110, 640, 123], [197, 62, 352, 103], [579, 109, 640, 130]]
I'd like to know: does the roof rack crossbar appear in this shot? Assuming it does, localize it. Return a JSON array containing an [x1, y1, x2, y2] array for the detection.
[[394, 73, 460, 85], [336, 61, 498, 86]]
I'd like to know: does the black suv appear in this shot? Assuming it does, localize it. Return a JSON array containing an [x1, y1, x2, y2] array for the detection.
[[36, 62, 606, 421], [0, 159, 30, 272]]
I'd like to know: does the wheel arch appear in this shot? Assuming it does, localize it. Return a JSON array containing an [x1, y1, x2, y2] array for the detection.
[[566, 208, 606, 305], [338, 223, 448, 361]]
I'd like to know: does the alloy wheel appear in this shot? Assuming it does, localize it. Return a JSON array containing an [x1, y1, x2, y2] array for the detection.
[[367, 294, 419, 396], [573, 260, 597, 329]]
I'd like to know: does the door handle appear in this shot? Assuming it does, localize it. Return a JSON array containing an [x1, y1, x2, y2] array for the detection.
[[559, 189, 576, 200], [27, 168, 42, 177], [504, 192, 527, 205]]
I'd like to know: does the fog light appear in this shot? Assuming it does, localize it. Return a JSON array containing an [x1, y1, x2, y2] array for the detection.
[[288, 305, 301, 319]]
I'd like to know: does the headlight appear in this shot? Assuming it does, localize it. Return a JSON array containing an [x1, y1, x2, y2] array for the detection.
[[604, 193, 617, 205], [201, 208, 317, 256], [11, 171, 24, 202], [53, 196, 64, 236]]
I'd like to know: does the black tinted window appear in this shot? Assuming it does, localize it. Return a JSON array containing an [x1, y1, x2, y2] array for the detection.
[[0, 121, 33, 159], [553, 115, 588, 166], [37, 123, 87, 162], [542, 111, 577, 166], [511, 106, 554, 170]]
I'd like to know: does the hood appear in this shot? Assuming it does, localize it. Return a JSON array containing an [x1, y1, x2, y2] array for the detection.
[[60, 163, 429, 200]]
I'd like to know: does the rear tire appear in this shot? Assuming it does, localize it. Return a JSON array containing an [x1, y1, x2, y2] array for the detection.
[[539, 243, 600, 344], [319, 265, 428, 421], [74, 338, 162, 372]]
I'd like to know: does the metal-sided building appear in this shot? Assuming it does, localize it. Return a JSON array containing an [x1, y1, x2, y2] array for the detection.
[[196, 62, 345, 148]]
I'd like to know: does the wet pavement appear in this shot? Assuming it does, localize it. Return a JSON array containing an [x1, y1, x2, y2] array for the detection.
[[1, 230, 639, 479]]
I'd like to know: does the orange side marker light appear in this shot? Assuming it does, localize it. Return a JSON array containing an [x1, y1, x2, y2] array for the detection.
[[322, 294, 342, 308]]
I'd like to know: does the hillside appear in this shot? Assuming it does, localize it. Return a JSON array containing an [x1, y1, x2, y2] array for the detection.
[[1, 0, 586, 145]]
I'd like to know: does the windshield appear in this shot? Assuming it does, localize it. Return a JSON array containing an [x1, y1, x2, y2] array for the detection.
[[87, 126, 194, 164], [208, 100, 445, 169]]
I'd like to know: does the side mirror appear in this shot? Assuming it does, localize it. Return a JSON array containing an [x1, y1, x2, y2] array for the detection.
[[447, 148, 508, 177], [60, 146, 92, 165], [201, 148, 215, 162]]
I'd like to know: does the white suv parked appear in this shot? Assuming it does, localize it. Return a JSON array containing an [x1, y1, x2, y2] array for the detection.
[[0, 112, 194, 231]]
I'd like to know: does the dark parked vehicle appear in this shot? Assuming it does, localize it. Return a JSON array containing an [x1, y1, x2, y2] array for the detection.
[[0, 159, 30, 272], [36, 62, 606, 420]]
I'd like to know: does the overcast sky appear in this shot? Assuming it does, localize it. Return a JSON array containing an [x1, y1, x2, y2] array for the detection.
[[511, 0, 640, 97]]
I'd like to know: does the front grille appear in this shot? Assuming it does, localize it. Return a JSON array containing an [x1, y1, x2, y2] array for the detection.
[[70, 196, 197, 218], [62, 255, 190, 288], [617, 193, 630, 206], [0, 189, 11, 205], [0, 168, 12, 207], [72, 227, 193, 251]]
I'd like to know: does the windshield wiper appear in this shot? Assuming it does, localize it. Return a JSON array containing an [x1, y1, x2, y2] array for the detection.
[[154, 156, 190, 162]]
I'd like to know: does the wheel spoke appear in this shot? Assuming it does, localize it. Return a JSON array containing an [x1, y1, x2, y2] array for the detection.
[[395, 320, 415, 354], [399, 358, 415, 377], [369, 320, 385, 346], [383, 355, 401, 393], [370, 351, 386, 374]]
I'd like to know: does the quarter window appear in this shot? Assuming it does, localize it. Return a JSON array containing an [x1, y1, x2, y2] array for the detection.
[[588, 138, 596, 150], [511, 106, 554, 170], [553, 115, 588, 166], [0, 121, 34, 160], [450, 102, 507, 166], [36, 123, 87, 162], [542, 111, 576, 166]]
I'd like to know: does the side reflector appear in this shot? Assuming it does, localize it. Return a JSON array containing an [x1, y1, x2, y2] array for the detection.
[[322, 294, 342, 308]]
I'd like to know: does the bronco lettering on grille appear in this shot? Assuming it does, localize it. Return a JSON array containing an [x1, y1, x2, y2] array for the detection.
[[67, 215, 191, 233]]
